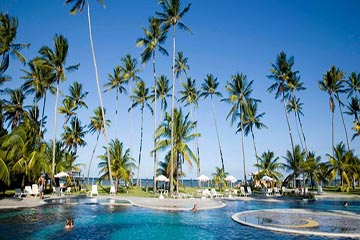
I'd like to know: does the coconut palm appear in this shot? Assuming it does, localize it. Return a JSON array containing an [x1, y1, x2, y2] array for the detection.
[[3, 88, 30, 129], [98, 139, 135, 191], [65, 0, 114, 186], [153, 108, 199, 194], [303, 151, 321, 189], [103, 66, 127, 138], [212, 166, 227, 191], [87, 106, 110, 185], [319, 66, 349, 153], [156, 0, 191, 194], [129, 80, 153, 186], [267, 51, 298, 153], [287, 96, 307, 152], [61, 116, 87, 155], [282, 145, 306, 190], [178, 77, 201, 183], [346, 72, 360, 98], [39, 34, 79, 182], [222, 73, 256, 184], [155, 75, 172, 120], [0, 13, 29, 73], [58, 97, 76, 127], [254, 150, 283, 182], [136, 16, 168, 191], [199, 74, 225, 172], [174, 51, 190, 85], [240, 99, 267, 166], [21, 57, 54, 135]]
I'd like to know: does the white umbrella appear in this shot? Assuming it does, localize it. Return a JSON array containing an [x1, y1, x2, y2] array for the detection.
[[196, 174, 210, 182], [260, 175, 273, 181], [225, 175, 237, 183], [55, 172, 69, 178], [295, 176, 303, 181], [155, 175, 169, 182]]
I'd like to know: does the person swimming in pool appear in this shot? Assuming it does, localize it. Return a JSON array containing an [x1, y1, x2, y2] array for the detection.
[[65, 218, 74, 229]]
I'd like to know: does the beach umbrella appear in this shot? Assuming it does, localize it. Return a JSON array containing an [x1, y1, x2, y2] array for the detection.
[[155, 175, 169, 182], [225, 175, 237, 188], [260, 175, 273, 181], [55, 172, 69, 178], [196, 174, 210, 188]]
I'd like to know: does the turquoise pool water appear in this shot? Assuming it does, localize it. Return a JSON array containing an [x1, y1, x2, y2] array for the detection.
[[0, 198, 358, 239]]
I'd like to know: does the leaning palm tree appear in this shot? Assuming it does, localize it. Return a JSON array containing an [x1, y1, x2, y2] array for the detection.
[[222, 73, 256, 184], [156, 0, 191, 194], [0, 13, 29, 73], [153, 108, 199, 194], [136, 16, 168, 191], [128, 80, 153, 186], [319, 66, 349, 153], [199, 74, 225, 172], [39, 34, 79, 181], [65, 0, 114, 186], [103, 66, 127, 138], [267, 51, 298, 153], [241, 99, 267, 166], [87, 106, 110, 185]]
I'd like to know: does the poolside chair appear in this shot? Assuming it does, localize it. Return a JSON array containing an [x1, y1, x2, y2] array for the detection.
[[65, 187, 72, 195], [210, 188, 223, 198], [31, 184, 39, 197], [202, 189, 212, 198], [14, 188, 23, 198], [89, 185, 98, 196], [281, 186, 286, 195], [317, 186, 324, 195], [246, 186, 253, 196], [273, 187, 280, 195], [239, 187, 248, 197], [110, 186, 116, 197], [23, 185, 33, 197]]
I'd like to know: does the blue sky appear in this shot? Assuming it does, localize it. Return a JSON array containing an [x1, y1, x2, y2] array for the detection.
[[2, 0, 360, 180]]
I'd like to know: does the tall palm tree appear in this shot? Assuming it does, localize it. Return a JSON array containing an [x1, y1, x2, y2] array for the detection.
[[254, 150, 283, 182], [156, 0, 191, 194], [287, 96, 307, 152], [319, 66, 349, 153], [174, 51, 190, 85], [154, 108, 199, 194], [129, 80, 153, 186], [65, 0, 114, 186], [345, 97, 360, 140], [39, 34, 79, 181], [103, 65, 127, 138], [98, 139, 136, 192], [136, 16, 168, 191], [21, 57, 54, 135], [3, 88, 30, 129], [222, 73, 255, 184], [241, 99, 267, 165], [178, 77, 200, 184], [155, 75, 171, 120], [61, 116, 87, 155], [87, 106, 110, 185], [199, 74, 225, 172], [346, 72, 360, 98], [267, 51, 298, 153], [0, 13, 29, 73], [58, 97, 76, 127]]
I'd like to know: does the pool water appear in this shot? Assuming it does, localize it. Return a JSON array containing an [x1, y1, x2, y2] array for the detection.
[[0, 198, 358, 240]]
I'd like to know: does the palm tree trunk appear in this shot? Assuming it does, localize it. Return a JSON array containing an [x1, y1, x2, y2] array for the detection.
[[297, 112, 308, 153], [152, 52, 158, 192], [250, 128, 258, 165], [239, 105, 247, 184], [294, 111, 305, 150], [282, 96, 295, 153], [40, 93, 46, 136], [194, 107, 201, 188], [51, 80, 60, 183], [210, 96, 225, 173], [337, 96, 350, 151], [136, 106, 144, 186], [115, 88, 118, 138], [87, 2, 113, 186], [87, 132, 100, 186], [331, 109, 334, 157], [170, 26, 176, 195]]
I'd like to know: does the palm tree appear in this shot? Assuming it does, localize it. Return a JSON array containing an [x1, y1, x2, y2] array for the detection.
[[240, 99, 267, 166], [21, 57, 54, 135], [199, 74, 225, 172], [287, 96, 307, 152], [345, 97, 360, 140], [267, 51, 298, 153], [254, 150, 283, 182], [0, 13, 29, 73], [129, 80, 153, 186], [156, 0, 191, 194], [61, 117, 87, 155], [178, 77, 201, 184], [65, 0, 114, 187], [212, 166, 227, 191], [87, 106, 110, 185], [136, 16, 168, 191], [174, 51, 190, 85], [303, 151, 321, 189], [3, 88, 30, 129], [98, 139, 135, 191], [103, 65, 127, 138], [222, 73, 256, 184], [346, 72, 360, 98], [155, 75, 172, 120], [154, 108, 199, 194], [319, 66, 349, 153], [326, 142, 351, 189], [282, 145, 306, 188], [58, 97, 76, 127], [39, 34, 79, 181]]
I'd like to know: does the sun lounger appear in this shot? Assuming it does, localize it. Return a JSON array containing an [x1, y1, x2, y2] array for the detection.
[[32, 184, 39, 197], [246, 186, 253, 196], [65, 187, 72, 195], [110, 186, 116, 196], [317, 186, 324, 195], [89, 185, 98, 196], [14, 188, 23, 198], [210, 188, 223, 198], [239, 187, 248, 197]]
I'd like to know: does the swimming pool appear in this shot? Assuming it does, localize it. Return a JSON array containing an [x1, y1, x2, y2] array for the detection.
[[0, 197, 358, 239]]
